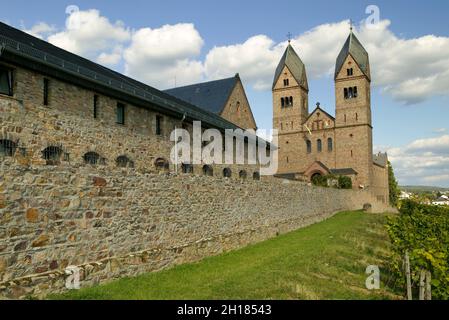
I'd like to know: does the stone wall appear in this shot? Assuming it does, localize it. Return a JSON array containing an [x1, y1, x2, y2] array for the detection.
[[0, 161, 389, 299]]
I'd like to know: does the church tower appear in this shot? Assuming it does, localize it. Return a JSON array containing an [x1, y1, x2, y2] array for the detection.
[[272, 43, 309, 135], [334, 29, 373, 188]]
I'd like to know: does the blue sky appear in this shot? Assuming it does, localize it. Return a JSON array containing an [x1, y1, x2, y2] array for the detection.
[[2, 0, 449, 186]]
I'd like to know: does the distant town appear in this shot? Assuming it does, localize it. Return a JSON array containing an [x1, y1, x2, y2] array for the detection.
[[400, 186, 449, 206]]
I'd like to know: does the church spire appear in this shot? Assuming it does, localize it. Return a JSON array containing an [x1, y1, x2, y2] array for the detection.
[[335, 27, 370, 80], [272, 43, 308, 91]]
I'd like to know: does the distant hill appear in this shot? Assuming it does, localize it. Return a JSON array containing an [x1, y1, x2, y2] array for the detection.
[[401, 185, 449, 193]]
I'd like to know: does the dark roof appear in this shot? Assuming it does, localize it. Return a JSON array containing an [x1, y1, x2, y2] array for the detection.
[[330, 168, 358, 175], [0, 21, 244, 132], [373, 152, 388, 167], [164, 75, 239, 115], [335, 31, 370, 80], [273, 44, 308, 91]]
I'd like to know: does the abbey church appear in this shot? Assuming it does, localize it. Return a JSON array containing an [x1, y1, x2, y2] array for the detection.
[[272, 30, 389, 203]]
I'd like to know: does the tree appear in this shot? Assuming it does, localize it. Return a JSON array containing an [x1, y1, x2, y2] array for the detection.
[[388, 161, 400, 207]]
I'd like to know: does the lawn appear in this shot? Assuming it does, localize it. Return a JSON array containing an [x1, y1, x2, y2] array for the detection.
[[50, 211, 401, 300]]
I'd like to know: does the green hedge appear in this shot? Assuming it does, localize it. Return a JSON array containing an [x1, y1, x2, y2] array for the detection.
[[386, 200, 449, 299], [311, 174, 352, 189]]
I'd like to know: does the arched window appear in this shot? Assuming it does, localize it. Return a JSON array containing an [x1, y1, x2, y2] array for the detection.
[[289, 96, 293, 106], [181, 163, 193, 174], [328, 138, 333, 152], [239, 170, 247, 180], [202, 165, 213, 177], [306, 140, 312, 154], [223, 168, 232, 178], [253, 172, 261, 181], [344, 88, 348, 99], [353, 86, 358, 98], [348, 87, 353, 98], [116, 155, 134, 168], [155, 158, 169, 171], [317, 139, 322, 152], [42, 146, 63, 165], [281, 98, 285, 107], [83, 152, 100, 165], [0, 139, 17, 157]]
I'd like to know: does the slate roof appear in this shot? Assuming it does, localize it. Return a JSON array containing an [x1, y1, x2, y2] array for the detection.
[[335, 31, 370, 80], [330, 168, 358, 175], [273, 44, 308, 91], [373, 152, 388, 167], [164, 75, 239, 115], [0, 21, 243, 132], [306, 105, 336, 122]]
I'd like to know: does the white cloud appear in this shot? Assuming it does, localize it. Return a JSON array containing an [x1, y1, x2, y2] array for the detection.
[[22, 12, 449, 104], [123, 23, 204, 89], [47, 9, 130, 60], [434, 128, 447, 134], [97, 46, 123, 66], [383, 135, 449, 186], [204, 35, 282, 90], [23, 22, 56, 39]]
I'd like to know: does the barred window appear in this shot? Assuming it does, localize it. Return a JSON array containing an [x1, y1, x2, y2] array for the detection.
[[42, 146, 62, 165], [181, 163, 193, 174], [202, 165, 213, 177], [116, 155, 134, 168], [155, 158, 169, 171], [253, 172, 261, 181], [0, 68, 13, 96], [0, 139, 17, 157], [83, 152, 100, 165], [223, 168, 232, 178]]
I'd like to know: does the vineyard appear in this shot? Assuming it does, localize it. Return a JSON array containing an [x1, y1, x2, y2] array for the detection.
[[387, 200, 449, 300]]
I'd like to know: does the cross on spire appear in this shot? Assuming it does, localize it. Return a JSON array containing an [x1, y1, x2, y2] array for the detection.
[[316, 102, 320, 108], [286, 32, 292, 44]]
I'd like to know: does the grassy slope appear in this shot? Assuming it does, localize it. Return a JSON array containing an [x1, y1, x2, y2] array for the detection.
[[51, 211, 401, 300]]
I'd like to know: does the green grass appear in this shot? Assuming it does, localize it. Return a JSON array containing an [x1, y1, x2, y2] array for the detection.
[[50, 211, 401, 300]]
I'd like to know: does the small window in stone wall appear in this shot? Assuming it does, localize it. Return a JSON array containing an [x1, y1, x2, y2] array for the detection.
[[181, 163, 193, 174], [317, 139, 322, 152], [0, 67, 13, 96], [202, 165, 213, 177], [223, 168, 232, 178], [155, 158, 169, 171], [116, 103, 125, 125], [253, 172, 261, 181], [116, 155, 134, 168], [42, 146, 63, 165], [328, 138, 333, 152], [306, 140, 312, 154], [0, 139, 17, 157], [43, 78, 49, 106], [83, 152, 104, 165], [239, 170, 247, 180]]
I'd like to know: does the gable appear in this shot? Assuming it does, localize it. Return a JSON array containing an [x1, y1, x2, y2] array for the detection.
[[273, 66, 300, 90], [220, 79, 257, 130], [336, 55, 366, 80], [305, 107, 335, 130]]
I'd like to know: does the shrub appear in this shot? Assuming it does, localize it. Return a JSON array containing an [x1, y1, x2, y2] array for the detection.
[[386, 200, 449, 299], [311, 174, 328, 187], [338, 176, 352, 189]]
